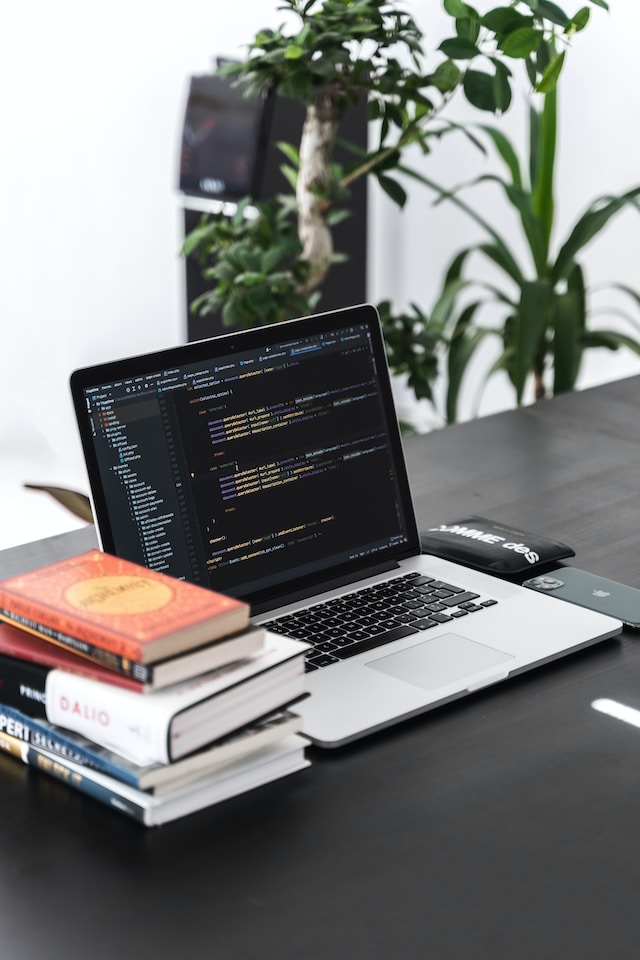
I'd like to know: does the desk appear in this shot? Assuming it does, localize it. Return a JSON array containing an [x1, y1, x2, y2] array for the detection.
[[1, 375, 639, 960]]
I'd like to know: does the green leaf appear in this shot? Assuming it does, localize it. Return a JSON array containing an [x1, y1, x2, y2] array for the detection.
[[455, 12, 481, 44], [583, 330, 640, 353], [535, 51, 565, 93], [553, 290, 584, 393], [567, 261, 586, 325], [261, 244, 287, 274], [446, 305, 490, 423], [377, 173, 408, 208], [439, 37, 480, 59], [482, 239, 527, 285], [463, 68, 511, 112], [500, 27, 544, 58], [481, 8, 533, 34], [254, 30, 276, 49], [567, 7, 590, 33], [506, 183, 548, 272], [326, 207, 351, 226], [427, 59, 463, 93], [478, 125, 522, 187], [431, 277, 468, 329], [443, 248, 474, 286], [234, 271, 266, 287], [608, 283, 640, 315], [285, 44, 305, 59], [279, 164, 298, 191], [552, 187, 640, 283], [444, 0, 470, 16], [536, 39, 552, 74], [525, 56, 537, 87], [513, 280, 552, 402], [277, 141, 300, 167], [535, 1, 569, 27], [531, 88, 557, 250]]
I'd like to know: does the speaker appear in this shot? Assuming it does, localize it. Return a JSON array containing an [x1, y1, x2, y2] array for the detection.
[[180, 74, 368, 342]]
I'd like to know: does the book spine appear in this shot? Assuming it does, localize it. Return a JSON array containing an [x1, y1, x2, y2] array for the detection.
[[0, 655, 49, 719], [0, 592, 146, 664], [0, 702, 142, 789], [0, 727, 27, 761], [0, 728, 148, 823], [45, 670, 171, 765], [24, 744, 148, 824], [0, 610, 151, 682]]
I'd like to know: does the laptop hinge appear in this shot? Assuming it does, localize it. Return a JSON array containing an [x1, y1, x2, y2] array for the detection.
[[251, 560, 400, 617]]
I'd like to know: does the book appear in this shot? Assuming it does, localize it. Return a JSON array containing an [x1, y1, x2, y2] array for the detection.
[[0, 631, 308, 764], [0, 548, 250, 669], [0, 701, 303, 793], [0, 729, 310, 827], [0, 619, 264, 692]]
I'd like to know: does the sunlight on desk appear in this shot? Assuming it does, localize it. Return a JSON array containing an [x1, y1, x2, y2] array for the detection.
[[592, 698, 640, 731]]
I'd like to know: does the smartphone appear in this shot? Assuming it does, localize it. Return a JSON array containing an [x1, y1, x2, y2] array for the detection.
[[522, 567, 640, 629]]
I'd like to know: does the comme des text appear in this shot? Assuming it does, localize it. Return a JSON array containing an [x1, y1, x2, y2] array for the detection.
[[429, 523, 540, 565]]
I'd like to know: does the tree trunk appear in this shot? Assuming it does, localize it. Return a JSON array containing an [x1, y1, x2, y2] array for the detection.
[[534, 369, 547, 401], [296, 89, 341, 295]]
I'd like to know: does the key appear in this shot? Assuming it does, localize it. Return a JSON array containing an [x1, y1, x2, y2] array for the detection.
[[334, 624, 418, 659]]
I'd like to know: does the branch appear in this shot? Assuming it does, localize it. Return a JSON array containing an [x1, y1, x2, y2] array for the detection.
[[339, 88, 458, 192]]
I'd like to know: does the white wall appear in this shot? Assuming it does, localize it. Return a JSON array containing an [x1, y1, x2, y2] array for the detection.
[[1, 1, 639, 548]]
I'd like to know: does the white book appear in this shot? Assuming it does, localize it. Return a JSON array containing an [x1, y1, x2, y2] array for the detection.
[[23, 734, 310, 827], [44, 633, 308, 764]]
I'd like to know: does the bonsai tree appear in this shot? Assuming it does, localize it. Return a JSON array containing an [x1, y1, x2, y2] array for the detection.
[[184, 0, 603, 388]]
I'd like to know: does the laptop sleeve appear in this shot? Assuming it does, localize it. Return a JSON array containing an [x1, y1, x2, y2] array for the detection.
[[420, 515, 575, 579]]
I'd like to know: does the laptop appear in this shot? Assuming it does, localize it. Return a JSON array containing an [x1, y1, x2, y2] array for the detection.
[[70, 303, 622, 747]]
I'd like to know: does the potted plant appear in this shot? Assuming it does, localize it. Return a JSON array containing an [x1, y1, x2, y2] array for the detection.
[[184, 0, 602, 387], [395, 80, 640, 422]]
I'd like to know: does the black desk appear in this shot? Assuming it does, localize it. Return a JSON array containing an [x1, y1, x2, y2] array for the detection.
[[2, 376, 639, 960]]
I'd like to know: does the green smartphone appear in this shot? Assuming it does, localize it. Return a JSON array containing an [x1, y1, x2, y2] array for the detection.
[[522, 567, 640, 629]]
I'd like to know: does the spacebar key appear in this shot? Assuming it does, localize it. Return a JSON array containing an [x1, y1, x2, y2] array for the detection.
[[334, 625, 419, 659]]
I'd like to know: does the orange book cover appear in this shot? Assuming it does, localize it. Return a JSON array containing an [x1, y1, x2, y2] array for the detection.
[[0, 550, 249, 665]]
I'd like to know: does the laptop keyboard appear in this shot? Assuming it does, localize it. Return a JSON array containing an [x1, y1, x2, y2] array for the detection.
[[262, 571, 498, 671]]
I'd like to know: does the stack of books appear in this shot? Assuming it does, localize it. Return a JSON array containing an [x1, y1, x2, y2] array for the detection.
[[0, 549, 310, 826]]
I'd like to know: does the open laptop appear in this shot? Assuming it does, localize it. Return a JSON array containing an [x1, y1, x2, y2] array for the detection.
[[70, 303, 622, 747]]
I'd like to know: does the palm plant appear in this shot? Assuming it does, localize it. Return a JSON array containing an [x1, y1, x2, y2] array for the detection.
[[406, 83, 640, 422]]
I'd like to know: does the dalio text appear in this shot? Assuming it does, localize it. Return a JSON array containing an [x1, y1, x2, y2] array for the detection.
[[428, 524, 540, 565], [57, 696, 110, 728]]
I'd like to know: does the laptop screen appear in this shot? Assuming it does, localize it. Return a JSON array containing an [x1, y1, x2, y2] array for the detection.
[[71, 305, 419, 612]]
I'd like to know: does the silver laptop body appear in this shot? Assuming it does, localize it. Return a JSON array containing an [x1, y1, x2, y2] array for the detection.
[[71, 304, 622, 747]]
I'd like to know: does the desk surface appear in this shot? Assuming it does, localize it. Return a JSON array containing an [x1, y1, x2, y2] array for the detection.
[[2, 376, 639, 960]]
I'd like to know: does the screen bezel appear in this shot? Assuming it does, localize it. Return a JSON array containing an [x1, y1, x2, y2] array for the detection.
[[70, 304, 421, 611]]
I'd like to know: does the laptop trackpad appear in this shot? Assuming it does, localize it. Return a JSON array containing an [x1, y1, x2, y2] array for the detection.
[[366, 633, 513, 691]]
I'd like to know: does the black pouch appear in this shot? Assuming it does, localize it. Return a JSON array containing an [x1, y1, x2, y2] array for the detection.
[[420, 515, 575, 579]]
